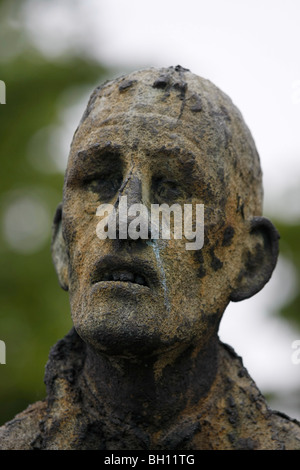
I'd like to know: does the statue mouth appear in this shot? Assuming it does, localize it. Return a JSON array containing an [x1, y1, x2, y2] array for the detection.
[[97, 270, 148, 286], [90, 255, 160, 289]]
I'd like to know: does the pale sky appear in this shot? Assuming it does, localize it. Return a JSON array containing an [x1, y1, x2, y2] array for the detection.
[[22, 0, 300, 219]]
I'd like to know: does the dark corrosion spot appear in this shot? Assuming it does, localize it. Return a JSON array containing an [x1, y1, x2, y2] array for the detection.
[[152, 75, 170, 89], [190, 94, 202, 113], [119, 79, 137, 92], [174, 65, 190, 73], [197, 266, 206, 278], [222, 226, 235, 246], [225, 395, 239, 427], [172, 80, 188, 120], [194, 250, 206, 278], [173, 81, 187, 100], [209, 247, 223, 271]]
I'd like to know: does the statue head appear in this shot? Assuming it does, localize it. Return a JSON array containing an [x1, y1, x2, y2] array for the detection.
[[51, 66, 279, 359]]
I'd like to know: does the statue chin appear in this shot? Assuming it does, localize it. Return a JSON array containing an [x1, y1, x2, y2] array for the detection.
[[69, 288, 221, 358], [71, 301, 173, 358], [74, 319, 169, 358], [69, 282, 180, 357]]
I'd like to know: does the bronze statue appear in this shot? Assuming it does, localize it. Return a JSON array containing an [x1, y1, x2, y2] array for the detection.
[[1, 66, 300, 450]]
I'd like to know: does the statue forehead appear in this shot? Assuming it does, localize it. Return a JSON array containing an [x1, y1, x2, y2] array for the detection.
[[71, 67, 234, 168], [67, 66, 263, 218], [80, 66, 235, 127]]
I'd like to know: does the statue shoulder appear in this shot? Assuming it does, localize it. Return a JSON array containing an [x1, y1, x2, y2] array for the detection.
[[215, 341, 300, 449], [0, 400, 47, 450], [269, 410, 300, 450]]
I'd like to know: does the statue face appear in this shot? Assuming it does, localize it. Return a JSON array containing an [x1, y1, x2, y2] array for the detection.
[[61, 100, 246, 358]]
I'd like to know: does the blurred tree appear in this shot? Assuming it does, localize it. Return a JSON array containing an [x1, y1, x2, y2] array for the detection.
[[0, 0, 108, 424], [263, 219, 300, 418], [275, 221, 300, 329]]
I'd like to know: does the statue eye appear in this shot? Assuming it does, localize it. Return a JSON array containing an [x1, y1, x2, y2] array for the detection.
[[86, 174, 122, 200], [154, 179, 182, 201]]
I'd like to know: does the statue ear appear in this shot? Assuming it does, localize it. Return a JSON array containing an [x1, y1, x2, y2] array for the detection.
[[230, 217, 279, 302], [51, 203, 69, 291]]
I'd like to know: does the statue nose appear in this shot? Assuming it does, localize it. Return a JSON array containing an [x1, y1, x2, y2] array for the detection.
[[115, 175, 151, 239], [122, 175, 143, 207]]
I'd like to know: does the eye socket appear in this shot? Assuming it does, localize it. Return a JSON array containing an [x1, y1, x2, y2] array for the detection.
[[152, 178, 183, 202], [85, 174, 122, 201]]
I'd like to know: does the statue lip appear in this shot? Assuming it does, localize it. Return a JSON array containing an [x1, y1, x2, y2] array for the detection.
[[90, 254, 160, 289]]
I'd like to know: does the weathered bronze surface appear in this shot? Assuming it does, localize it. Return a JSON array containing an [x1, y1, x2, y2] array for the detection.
[[1, 66, 299, 450]]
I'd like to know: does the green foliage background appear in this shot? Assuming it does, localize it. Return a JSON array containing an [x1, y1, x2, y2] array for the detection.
[[0, 0, 109, 424], [0, 0, 299, 427], [274, 221, 300, 329]]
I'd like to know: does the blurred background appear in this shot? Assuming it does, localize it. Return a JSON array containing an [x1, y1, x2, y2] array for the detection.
[[0, 0, 299, 425]]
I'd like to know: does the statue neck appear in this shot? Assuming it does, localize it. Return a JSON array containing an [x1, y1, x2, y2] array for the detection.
[[81, 338, 219, 435], [42, 330, 299, 450]]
